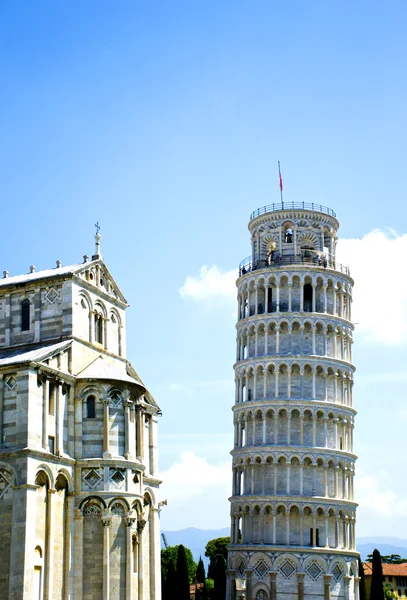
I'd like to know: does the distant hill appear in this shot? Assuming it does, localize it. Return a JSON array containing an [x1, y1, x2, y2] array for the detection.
[[161, 528, 407, 565]]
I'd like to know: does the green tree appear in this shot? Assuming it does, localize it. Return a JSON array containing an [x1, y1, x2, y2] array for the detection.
[[205, 537, 229, 579], [212, 554, 226, 600], [162, 556, 176, 600], [370, 549, 384, 600], [196, 556, 207, 600], [161, 544, 197, 583], [384, 584, 396, 599], [359, 559, 367, 600], [175, 545, 191, 600]]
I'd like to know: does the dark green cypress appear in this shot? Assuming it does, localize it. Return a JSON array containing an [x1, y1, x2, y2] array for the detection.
[[213, 554, 226, 600], [162, 556, 176, 600], [359, 558, 367, 600], [196, 556, 207, 600], [370, 549, 384, 600], [175, 544, 191, 600]]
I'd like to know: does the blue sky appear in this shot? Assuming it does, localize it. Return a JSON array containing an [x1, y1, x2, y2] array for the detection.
[[1, 1, 407, 537]]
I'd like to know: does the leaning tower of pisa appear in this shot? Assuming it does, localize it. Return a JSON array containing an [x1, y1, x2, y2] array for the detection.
[[227, 202, 359, 600]]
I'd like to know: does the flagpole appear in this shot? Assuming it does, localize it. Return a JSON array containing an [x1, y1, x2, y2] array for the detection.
[[278, 161, 284, 205]]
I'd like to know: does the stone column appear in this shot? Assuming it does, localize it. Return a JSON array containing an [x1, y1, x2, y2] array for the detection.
[[42, 377, 49, 450], [324, 574, 332, 600], [124, 400, 132, 459], [323, 285, 327, 313], [299, 415, 304, 445], [264, 286, 269, 313], [244, 569, 252, 599], [262, 414, 267, 444], [44, 488, 55, 600], [125, 523, 134, 600], [300, 282, 304, 311], [102, 399, 111, 458], [272, 514, 276, 544], [344, 575, 351, 600], [297, 572, 305, 600], [101, 510, 112, 600], [312, 515, 317, 546], [288, 284, 292, 311], [287, 370, 291, 399], [73, 509, 84, 599], [136, 406, 145, 460], [65, 492, 75, 600], [286, 512, 290, 544], [67, 385, 75, 457], [354, 576, 361, 600], [269, 571, 277, 600], [264, 328, 269, 356], [55, 382, 63, 455], [325, 515, 330, 547]]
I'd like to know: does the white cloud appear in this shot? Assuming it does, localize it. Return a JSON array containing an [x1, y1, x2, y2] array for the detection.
[[337, 229, 407, 346], [179, 265, 236, 303], [158, 452, 231, 530], [356, 472, 407, 536], [180, 229, 407, 346]]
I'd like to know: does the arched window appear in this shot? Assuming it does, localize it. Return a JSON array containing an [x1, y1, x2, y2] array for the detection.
[[86, 395, 96, 419], [21, 299, 30, 331], [304, 284, 313, 312], [94, 313, 103, 344]]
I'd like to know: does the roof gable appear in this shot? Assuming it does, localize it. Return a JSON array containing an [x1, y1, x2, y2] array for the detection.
[[0, 259, 128, 305]]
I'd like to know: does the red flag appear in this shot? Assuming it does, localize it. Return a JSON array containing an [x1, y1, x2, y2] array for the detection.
[[278, 161, 283, 191]]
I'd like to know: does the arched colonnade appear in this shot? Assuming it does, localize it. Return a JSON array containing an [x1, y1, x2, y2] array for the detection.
[[238, 274, 352, 320], [236, 319, 353, 362], [235, 362, 354, 406]]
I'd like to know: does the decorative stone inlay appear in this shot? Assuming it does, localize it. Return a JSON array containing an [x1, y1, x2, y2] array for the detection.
[[256, 591, 268, 600], [44, 287, 60, 305], [110, 469, 125, 486], [83, 469, 102, 489], [332, 564, 343, 582], [5, 376, 16, 390], [254, 559, 268, 578], [83, 504, 101, 517], [110, 394, 122, 408], [306, 561, 323, 581], [0, 471, 11, 498], [111, 503, 125, 516], [237, 561, 246, 577], [279, 559, 296, 579]]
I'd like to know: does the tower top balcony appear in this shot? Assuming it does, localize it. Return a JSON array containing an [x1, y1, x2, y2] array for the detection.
[[238, 253, 350, 277], [250, 202, 337, 221]]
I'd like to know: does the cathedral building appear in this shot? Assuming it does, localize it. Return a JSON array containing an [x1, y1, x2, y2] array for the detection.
[[228, 203, 359, 600], [0, 235, 162, 600]]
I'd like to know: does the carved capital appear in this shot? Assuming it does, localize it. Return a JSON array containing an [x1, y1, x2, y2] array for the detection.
[[124, 509, 137, 528], [101, 509, 112, 527], [137, 518, 147, 534]]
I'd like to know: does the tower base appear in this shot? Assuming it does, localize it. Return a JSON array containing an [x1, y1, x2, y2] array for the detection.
[[227, 547, 360, 600]]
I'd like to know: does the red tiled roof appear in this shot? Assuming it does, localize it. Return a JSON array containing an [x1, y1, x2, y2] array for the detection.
[[363, 562, 407, 576]]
